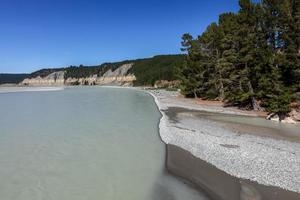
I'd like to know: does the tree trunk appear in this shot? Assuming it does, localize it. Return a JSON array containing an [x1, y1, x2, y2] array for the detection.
[[251, 96, 262, 111], [216, 51, 225, 101], [193, 90, 198, 99], [219, 79, 225, 101], [247, 80, 263, 111], [244, 61, 263, 111]]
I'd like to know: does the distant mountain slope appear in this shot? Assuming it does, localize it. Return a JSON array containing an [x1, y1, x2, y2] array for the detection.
[[18, 54, 185, 86], [0, 74, 29, 84]]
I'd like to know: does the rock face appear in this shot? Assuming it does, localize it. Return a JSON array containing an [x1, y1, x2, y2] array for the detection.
[[64, 75, 97, 86], [21, 64, 136, 86], [102, 63, 133, 77], [22, 71, 65, 86], [96, 63, 136, 86]]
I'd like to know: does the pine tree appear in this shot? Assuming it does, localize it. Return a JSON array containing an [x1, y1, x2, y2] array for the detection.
[[178, 34, 205, 98], [177, 0, 298, 115], [218, 13, 240, 103], [227, 0, 263, 110], [260, 0, 293, 114], [198, 23, 223, 99]]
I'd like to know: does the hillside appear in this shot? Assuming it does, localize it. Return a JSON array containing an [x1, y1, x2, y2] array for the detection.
[[0, 74, 29, 84], [129, 55, 184, 86], [14, 54, 184, 86]]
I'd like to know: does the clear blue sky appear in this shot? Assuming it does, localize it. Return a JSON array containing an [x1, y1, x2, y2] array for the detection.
[[0, 0, 239, 73]]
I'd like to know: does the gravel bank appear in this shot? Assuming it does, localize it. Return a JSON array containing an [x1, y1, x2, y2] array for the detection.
[[0, 86, 64, 93], [148, 89, 300, 194]]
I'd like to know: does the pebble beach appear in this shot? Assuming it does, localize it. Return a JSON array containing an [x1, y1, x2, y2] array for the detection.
[[148, 89, 300, 196]]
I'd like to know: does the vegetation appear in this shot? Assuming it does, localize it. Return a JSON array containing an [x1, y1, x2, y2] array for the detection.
[[0, 74, 29, 84], [129, 55, 185, 86], [19, 55, 184, 86], [64, 65, 100, 79], [29, 68, 64, 78], [63, 55, 184, 86], [63, 61, 134, 79], [177, 0, 300, 115]]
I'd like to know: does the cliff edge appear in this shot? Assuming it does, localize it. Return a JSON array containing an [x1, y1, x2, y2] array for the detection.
[[21, 63, 136, 86]]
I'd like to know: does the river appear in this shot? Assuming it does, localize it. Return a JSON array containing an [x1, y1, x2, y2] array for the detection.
[[0, 87, 208, 200]]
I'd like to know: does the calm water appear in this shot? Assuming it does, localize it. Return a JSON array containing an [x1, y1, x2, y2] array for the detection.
[[196, 111, 300, 141], [0, 87, 208, 200]]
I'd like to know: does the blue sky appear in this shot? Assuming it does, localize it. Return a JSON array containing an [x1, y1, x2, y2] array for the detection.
[[0, 0, 240, 73]]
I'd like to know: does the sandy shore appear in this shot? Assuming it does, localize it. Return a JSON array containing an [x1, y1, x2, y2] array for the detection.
[[0, 86, 64, 93], [148, 89, 300, 199]]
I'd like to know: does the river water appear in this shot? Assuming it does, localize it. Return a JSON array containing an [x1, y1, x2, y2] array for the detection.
[[0, 87, 208, 200]]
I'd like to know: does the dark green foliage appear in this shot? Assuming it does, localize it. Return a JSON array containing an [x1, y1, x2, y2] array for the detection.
[[29, 68, 64, 78], [64, 61, 133, 79], [129, 55, 185, 86], [0, 74, 29, 84], [65, 65, 100, 79], [21, 55, 184, 86], [177, 0, 300, 114], [264, 89, 292, 115]]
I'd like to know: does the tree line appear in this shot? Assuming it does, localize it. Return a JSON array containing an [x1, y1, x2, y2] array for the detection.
[[177, 0, 300, 116], [0, 74, 29, 84], [129, 55, 184, 86], [64, 55, 184, 85], [16, 55, 183, 86]]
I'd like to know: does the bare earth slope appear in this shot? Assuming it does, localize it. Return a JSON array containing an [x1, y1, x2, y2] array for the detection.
[[21, 64, 136, 86]]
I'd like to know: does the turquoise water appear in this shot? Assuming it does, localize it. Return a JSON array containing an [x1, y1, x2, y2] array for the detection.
[[0, 87, 208, 200]]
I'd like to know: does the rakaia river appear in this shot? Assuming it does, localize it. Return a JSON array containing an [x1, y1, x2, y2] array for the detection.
[[0, 87, 208, 200]]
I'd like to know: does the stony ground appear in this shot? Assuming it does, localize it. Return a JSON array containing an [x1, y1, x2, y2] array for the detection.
[[148, 89, 300, 193]]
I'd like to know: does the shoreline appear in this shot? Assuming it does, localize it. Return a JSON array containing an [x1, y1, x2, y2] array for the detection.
[[167, 144, 300, 200], [164, 106, 300, 142], [2, 86, 299, 199], [0, 86, 65, 93], [148, 89, 300, 200], [176, 95, 269, 117]]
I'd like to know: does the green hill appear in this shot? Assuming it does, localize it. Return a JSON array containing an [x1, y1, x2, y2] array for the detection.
[[0, 74, 29, 84], [16, 54, 184, 86]]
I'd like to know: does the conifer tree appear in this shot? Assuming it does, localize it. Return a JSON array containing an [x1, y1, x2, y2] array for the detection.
[[177, 0, 299, 115]]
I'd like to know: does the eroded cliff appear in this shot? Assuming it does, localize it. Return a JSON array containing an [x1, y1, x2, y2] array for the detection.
[[21, 64, 136, 86]]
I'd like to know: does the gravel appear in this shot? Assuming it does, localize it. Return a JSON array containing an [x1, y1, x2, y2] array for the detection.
[[148, 89, 300, 193]]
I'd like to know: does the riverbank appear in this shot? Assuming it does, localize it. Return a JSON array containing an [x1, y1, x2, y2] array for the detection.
[[0, 85, 64, 93], [148, 89, 300, 200], [2, 85, 299, 199], [0, 86, 211, 200]]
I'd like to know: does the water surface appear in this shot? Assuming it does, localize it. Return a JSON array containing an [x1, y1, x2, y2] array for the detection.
[[0, 87, 208, 200], [167, 107, 300, 142]]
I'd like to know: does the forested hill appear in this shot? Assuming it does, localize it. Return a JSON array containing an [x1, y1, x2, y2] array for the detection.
[[129, 55, 184, 85], [177, 0, 300, 115], [0, 55, 184, 85], [0, 74, 29, 84], [21, 54, 184, 86]]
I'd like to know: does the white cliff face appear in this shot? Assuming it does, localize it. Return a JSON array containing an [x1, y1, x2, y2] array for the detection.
[[96, 63, 136, 86], [65, 75, 98, 86], [102, 63, 133, 77], [22, 71, 65, 86], [21, 64, 136, 86], [96, 75, 136, 86]]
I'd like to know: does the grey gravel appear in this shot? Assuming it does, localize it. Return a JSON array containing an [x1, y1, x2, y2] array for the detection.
[[148, 90, 300, 193]]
